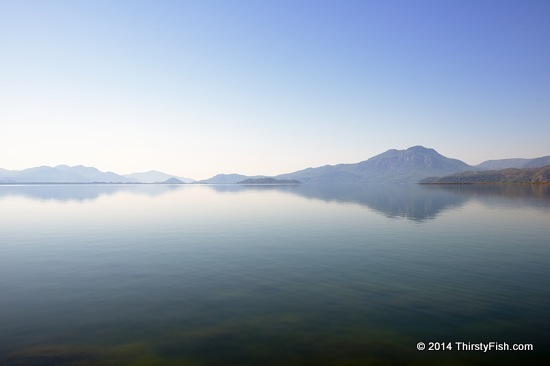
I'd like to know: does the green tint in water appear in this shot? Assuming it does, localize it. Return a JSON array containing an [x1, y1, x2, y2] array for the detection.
[[0, 184, 549, 365]]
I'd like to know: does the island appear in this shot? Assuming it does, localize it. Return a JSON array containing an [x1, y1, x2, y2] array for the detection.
[[237, 177, 301, 185], [161, 177, 185, 184]]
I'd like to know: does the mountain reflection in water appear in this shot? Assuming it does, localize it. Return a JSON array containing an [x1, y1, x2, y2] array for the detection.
[[1, 183, 549, 221]]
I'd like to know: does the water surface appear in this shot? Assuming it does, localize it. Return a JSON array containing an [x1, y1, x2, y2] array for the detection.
[[1, 184, 549, 365]]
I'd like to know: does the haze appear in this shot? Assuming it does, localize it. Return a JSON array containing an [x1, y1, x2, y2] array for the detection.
[[1, 0, 549, 180]]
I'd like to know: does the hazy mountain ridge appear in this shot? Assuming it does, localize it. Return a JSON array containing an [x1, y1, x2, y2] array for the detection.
[[475, 158, 531, 170], [0, 166, 196, 184], [2, 147, 549, 184], [522, 156, 550, 168], [0, 165, 134, 183], [476, 156, 550, 170]]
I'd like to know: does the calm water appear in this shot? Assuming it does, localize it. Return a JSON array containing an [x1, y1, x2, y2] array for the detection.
[[1, 184, 549, 365]]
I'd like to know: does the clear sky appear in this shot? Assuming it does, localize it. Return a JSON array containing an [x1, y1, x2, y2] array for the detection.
[[1, 0, 549, 180]]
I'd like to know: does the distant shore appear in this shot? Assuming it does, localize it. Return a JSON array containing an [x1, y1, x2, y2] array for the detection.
[[419, 165, 550, 185]]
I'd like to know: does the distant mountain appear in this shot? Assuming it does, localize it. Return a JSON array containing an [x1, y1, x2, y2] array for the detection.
[[125, 170, 194, 183], [3, 147, 548, 185], [475, 158, 531, 170], [420, 165, 550, 184], [0, 165, 133, 183], [199, 174, 265, 184], [237, 177, 301, 184], [522, 156, 550, 168], [276, 146, 470, 184], [162, 177, 185, 184], [476, 156, 550, 170]]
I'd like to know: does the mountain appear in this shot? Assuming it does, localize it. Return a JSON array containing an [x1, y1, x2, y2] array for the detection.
[[237, 177, 301, 184], [124, 170, 194, 183], [476, 156, 550, 170], [475, 158, 531, 170], [162, 177, 185, 184], [199, 174, 265, 184], [276, 146, 470, 184], [420, 165, 550, 184], [522, 156, 550, 168], [0, 165, 133, 183], [3, 147, 548, 185]]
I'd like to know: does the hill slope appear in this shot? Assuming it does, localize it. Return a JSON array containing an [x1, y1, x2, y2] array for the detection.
[[420, 165, 550, 184]]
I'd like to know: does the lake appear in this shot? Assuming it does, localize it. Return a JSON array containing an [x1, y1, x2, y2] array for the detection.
[[1, 184, 549, 365]]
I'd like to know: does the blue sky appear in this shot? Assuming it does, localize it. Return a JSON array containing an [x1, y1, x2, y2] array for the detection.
[[1, 0, 549, 179]]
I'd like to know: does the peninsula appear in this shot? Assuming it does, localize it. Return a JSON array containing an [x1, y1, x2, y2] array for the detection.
[[420, 165, 550, 184]]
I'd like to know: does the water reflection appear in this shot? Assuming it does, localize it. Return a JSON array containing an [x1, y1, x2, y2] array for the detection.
[[210, 184, 468, 221], [211, 184, 550, 220], [427, 184, 550, 209], [1, 183, 549, 221], [0, 184, 182, 202]]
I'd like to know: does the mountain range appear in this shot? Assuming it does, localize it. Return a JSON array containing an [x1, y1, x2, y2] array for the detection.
[[0, 165, 133, 184], [0, 166, 192, 184], [274, 146, 550, 183], [1, 146, 549, 184]]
